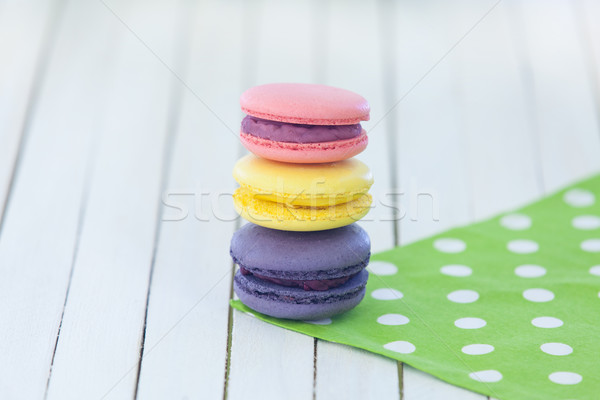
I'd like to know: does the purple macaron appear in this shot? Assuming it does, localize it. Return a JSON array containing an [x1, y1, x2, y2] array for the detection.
[[231, 223, 370, 320]]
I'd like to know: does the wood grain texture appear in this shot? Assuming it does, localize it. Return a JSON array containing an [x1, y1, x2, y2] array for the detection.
[[316, 342, 399, 399], [0, 0, 118, 398], [393, 0, 471, 245], [0, 0, 58, 224], [136, 1, 243, 399], [578, 0, 600, 114], [229, 312, 315, 400], [45, 0, 183, 398], [454, 0, 541, 220], [512, 0, 600, 192], [392, 1, 487, 398]]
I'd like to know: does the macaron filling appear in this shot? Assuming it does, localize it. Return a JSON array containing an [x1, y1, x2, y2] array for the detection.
[[240, 267, 357, 291], [234, 270, 368, 305], [241, 115, 362, 143]]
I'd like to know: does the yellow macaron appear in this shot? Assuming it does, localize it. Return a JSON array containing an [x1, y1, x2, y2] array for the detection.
[[233, 154, 373, 207], [232, 154, 373, 231]]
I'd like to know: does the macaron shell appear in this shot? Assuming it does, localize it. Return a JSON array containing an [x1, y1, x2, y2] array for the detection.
[[240, 83, 370, 125], [233, 188, 372, 231], [240, 130, 368, 163], [230, 223, 370, 279], [233, 154, 373, 207], [234, 269, 368, 320]]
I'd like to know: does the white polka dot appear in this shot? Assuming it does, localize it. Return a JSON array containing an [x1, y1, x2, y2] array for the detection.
[[303, 318, 332, 325], [440, 265, 472, 277], [462, 344, 494, 355], [469, 370, 502, 383], [531, 317, 563, 328], [523, 288, 554, 302], [549, 372, 582, 385], [541, 343, 573, 356], [371, 288, 403, 300], [515, 264, 546, 278], [447, 290, 479, 303], [572, 215, 600, 230], [581, 239, 600, 252], [368, 261, 398, 276], [383, 341, 415, 354], [433, 238, 466, 253], [564, 188, 595, 207], [507, 239, 539, 254], [589, 266, 600, 276], [454, 317, 486, 329], [377, 314, 410, 326], [500, 214, 532, 230]]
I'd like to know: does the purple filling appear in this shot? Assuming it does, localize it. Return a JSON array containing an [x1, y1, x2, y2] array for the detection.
[[241, 115, 362, 143], [240, 267, 356, 291]]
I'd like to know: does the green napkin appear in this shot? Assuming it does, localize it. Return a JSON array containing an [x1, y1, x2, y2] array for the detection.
[[231, 174, 600, 400]]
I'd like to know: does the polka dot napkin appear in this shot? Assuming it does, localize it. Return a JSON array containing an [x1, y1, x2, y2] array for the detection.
[[230, 174, 600, 400]]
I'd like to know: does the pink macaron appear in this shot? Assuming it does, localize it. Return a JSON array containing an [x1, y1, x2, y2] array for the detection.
[[239, 83, 370, 163]]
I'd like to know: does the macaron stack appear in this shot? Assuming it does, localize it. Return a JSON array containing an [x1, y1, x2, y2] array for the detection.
[[231, 83, 374, 320]]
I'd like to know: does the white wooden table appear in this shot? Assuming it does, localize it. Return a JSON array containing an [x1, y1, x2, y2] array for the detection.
[[1, 0, 599, 399]]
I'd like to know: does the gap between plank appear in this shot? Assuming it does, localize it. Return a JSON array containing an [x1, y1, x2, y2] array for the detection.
[[0, 0, 67, 239], [505, 0, 546, 194], [377, 0, 400, 248], [369, 0, 503, 136], [572, 0, 600, 141], [397, 362, 404, 400], [44, 0, 124, 395], [377, 1, 403, 398], [132, 67, 183, 400], [309, 1, 329, 397], [223, 1, 261, 398], [312, 338, 318, 400], [222, 169, 243, 400], [44, 105, 99, 400], [133, 1, 191, 397], [311, 0, 329, 85], [44, 0, 105, 399], [221, 260, 237, 400]]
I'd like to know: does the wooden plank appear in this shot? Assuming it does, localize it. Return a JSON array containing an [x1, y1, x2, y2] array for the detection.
[[393, 0, 472, 246], [397, 1, 542, 399], [229, 312, 315, 400], [0, 1, 120, 398], [392, 1, 487, 398], [314, 0, 400, 399], [453, 0, 541, 220], [578, 0, 600, 163], [135, 1, 244, 399], [314, 0, 398, 253], [396, 1, 600, 399], [403, 366, 486, 400], [0, 0, 58, 223], [511, 0, 600, 192], [578, 0, 600, 112], [44, 0, 184, 398], [227, 1, 316, 398], [316, 343, 399, 400]]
